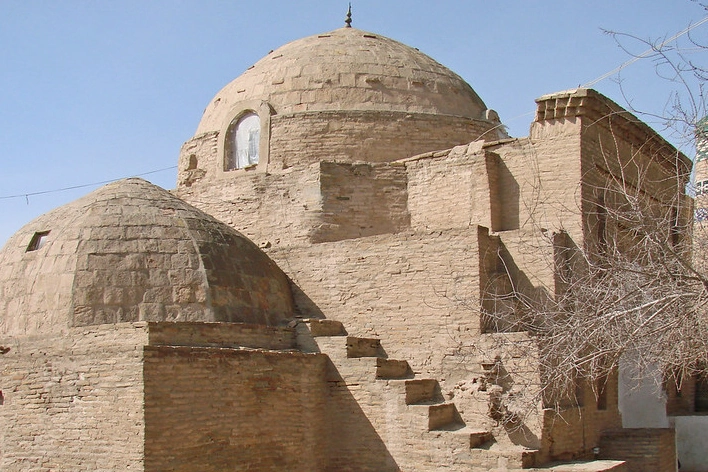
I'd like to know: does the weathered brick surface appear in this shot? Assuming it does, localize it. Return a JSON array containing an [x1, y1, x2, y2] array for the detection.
[[194, 27, 491, 135], [0, 179, 294, 337], [269, 111, 496, 166], [406, 144, 492, 232], [0, 324, 148, 471], [268, 228, 482, 379], [542, 380, 623, 463], [177, 159, 324, 247], [599, 429, 676, 472], [500, 120, 584, 242], [143, 346, 329, 472], [0, 322, 329, 471], [314, 161, 410, 242], [146, 321, 296, 350], [174, 91, 683, 469], [176, 91, 684, 470], [0, 77, 691, 472]]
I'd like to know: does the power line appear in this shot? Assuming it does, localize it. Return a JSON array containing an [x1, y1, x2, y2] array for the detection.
[[0, 166, 177, 202], [582, 16, 708, 88], [3, 18, 706, 205]]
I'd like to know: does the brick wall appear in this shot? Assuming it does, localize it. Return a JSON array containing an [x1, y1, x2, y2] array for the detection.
[[269, 228, 482, 380], [0, 324, 148, 471], [599, 428, 676, 472], [143, 346, 329, 472], [176, 161, 324, 248], [512, 120, 585, 241], [540, 373, 623, 462], [178, 160, 412, 247], [170, 89, 687, 470], [313, 161, 410, 243], [405, 145, 489, 232], [177, 112, 497, 192], [268, 111, 496, 168]]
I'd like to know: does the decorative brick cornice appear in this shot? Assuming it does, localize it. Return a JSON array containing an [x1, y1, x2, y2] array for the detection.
[[536, 88, 691, 176]]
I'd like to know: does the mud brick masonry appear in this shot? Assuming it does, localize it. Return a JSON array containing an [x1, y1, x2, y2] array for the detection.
[[0, 24, 697, 471]]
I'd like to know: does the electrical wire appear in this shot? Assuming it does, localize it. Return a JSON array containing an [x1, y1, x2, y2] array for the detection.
[[582, 16, 708, 88], [0, 166, 177, 202], [3, 18, 707, 204]]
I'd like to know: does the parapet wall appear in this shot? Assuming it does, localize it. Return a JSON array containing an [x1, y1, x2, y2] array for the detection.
[[146, 321, 297, 350], [177, 160, 412, 247], [176, 160, 323, 247]]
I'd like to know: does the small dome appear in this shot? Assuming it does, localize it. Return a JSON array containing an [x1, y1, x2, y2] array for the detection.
[[0, 178, 294, 335], [196, 27, 489, 135]]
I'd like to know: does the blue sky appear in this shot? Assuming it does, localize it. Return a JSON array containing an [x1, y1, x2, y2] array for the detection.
[[0, 1, 706, 245]]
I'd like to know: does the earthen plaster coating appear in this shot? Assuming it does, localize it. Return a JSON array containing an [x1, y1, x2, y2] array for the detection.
[[0, 22, 692, 472]]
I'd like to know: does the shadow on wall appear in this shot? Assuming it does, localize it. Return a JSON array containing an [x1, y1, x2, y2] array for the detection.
[[324, 357, 400, 471], [485, 357, 541, 450], [291, 282, 326, 319], [289, 283, 399, 470], [496, 157, 519, 231], [480, 234, 552, 334]]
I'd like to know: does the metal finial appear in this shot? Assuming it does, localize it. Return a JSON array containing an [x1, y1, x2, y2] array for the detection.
[[345, 3, 352, 28]]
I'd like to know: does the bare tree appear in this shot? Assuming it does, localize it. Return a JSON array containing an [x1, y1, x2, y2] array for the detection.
[[465, 14, 708, 422], [599, 13, 708, 149]]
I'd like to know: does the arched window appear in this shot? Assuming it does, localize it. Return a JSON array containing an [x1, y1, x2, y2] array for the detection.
[[226, 112, 260, 170]]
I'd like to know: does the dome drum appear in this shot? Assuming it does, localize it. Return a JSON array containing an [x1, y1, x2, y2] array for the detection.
[[178, 109, 499, 188]]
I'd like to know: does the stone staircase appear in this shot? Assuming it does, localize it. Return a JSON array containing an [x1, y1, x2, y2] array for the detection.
[[296, 318, 625, 472], [296, 318, 532, 470]]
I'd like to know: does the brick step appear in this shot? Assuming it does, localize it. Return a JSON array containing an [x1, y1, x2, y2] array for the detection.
[[428, 426, 494, 449], [426, 424, 477, 440], [424, 427, 484, 466], [294, 319, 348, 353], [328, 357, 413, 383], [469, 429, 494, 448], [529, 459, 627, 471], [328, 357, 396, 384], [480, 361, 498, 372], [346, 336, 383, 358], [311, 335, 348, 360], [303, 318, 346, 337], [429, 402, 464, 431], [404, 379, 442, 405], [469, 445, 539, 469], [375, 358, 412, 379], [407, 402, 462, 431]]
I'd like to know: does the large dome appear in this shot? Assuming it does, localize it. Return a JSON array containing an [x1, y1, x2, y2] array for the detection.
[[196, 27, 489, 135], [0, 178, 294, 335], [179, 27, 502, 177]]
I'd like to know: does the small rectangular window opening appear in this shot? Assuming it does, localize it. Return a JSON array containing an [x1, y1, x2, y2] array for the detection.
[[27, 231, 50, 252]]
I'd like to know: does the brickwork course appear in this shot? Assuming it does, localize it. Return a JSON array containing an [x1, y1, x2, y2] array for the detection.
[[0, 24, 693, 471]]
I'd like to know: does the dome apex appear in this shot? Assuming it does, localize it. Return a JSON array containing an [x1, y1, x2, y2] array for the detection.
[[195, 27, 489, 135]]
